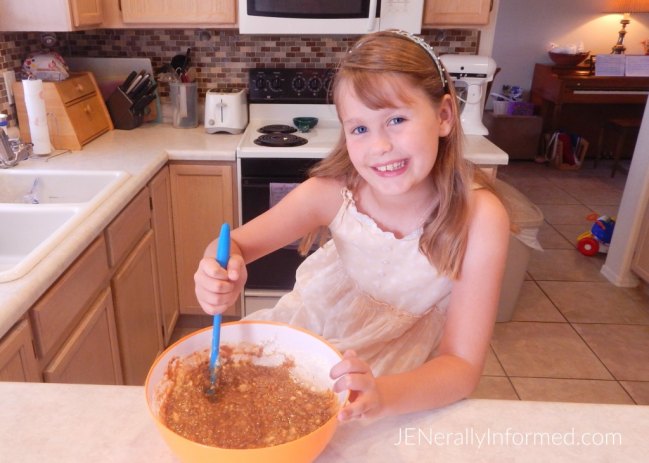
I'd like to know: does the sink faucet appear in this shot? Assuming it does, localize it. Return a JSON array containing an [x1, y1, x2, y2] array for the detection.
[[0, 131, 32, 168]]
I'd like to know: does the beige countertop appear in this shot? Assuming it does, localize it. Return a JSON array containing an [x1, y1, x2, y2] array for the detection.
[[1, 381, 647, 462], [0, 124, 507, 339]]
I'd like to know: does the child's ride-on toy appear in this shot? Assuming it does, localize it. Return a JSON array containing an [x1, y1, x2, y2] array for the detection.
[[577, 214, 615, 256]]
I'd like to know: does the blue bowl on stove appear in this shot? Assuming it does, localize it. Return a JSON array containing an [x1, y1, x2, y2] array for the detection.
[[293, 117, 319, 133]]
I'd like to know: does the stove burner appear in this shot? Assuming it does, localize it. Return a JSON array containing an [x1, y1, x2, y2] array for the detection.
[[254, 133, 308, 147], [258, 124, 297, 134]]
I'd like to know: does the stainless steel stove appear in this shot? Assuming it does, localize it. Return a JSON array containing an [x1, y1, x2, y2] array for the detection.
[[236, 68, 341, 315]]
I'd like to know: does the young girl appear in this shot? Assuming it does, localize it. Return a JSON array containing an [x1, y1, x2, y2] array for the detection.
[[194, 30, 510, 422]]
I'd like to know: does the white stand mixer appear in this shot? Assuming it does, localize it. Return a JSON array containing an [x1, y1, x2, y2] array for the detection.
[[439, 54, 497, 136]]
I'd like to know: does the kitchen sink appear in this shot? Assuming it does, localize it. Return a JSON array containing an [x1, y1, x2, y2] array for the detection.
[[0, 205, 83, 282], [0, 169, 130, 282], [0, 169, 129, 204]]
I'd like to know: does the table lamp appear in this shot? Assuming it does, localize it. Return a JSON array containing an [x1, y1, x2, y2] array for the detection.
[[604, 0, 649, 53]]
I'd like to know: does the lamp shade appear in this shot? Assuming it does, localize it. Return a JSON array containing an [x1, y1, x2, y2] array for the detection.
[[603, 0, 649, 13]]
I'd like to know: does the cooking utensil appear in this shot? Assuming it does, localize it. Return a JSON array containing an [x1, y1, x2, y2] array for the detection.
[[131, 92, 157, 114], [23, 177, 41, 204], [206, 222, 230, 395], [171, 48, 191, 76], [120, 70, 137, 92], [124, 70, 145, 95], [128, 75, 152, 102]]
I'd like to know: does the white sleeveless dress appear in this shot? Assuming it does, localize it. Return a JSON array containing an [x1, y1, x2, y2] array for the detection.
[[247, 188, 453, 376]]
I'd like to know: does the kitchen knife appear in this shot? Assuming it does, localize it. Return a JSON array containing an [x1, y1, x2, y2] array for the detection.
[[124, 70, 146, 95], [119, 70, 137, 92], [127, 73, 150, 99], [131, 92, 157, 114], [128, 75, 152, 102]]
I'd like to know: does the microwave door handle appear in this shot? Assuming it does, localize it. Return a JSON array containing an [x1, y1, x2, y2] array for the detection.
[[367, 0, 378, 31]]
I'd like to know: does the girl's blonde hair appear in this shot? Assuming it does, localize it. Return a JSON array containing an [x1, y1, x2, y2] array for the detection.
[[299, 31, 496, 279]]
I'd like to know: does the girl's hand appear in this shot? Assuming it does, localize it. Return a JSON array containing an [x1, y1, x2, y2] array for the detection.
[[194, 253, 247, 315], [330, 350, 383, 422]]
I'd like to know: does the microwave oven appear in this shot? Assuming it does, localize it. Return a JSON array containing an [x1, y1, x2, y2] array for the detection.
[[239, 0, 424, 35]]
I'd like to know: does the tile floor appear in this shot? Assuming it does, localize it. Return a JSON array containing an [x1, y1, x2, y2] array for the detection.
[[171, 159, 649, 406], [470, 159, 649, 405]]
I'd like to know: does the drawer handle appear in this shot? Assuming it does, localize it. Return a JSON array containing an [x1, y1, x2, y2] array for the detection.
[[76, 83, 85, 92], [84, 104, 92, 114]]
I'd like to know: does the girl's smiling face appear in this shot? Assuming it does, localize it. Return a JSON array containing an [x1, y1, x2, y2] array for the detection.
[[337, 74, 454, 198]]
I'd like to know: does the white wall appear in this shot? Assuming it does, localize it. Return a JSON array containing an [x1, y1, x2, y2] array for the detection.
[[490, 0, 649, 101]]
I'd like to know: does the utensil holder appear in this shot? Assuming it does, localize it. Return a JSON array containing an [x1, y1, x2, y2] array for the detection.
[[170, 82, 198, 128], [106, 87, 143, 130]]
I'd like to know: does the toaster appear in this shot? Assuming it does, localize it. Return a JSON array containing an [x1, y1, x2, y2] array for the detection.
[[204, 89, 248, 134]]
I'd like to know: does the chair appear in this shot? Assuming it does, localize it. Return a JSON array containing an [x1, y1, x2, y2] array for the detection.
[[595, 117, 642, 177]]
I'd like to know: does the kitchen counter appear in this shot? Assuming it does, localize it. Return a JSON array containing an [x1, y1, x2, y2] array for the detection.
[[0, 124, 241, 339], [0, 124, 507, 340], [1, 381, 647, 462]]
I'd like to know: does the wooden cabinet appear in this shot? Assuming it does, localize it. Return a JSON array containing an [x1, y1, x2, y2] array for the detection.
[[0, 0, 103, 31], [118, 0, 235, 25], [423, 0, 491, 26], [13, 73, 113, 151], [2, 165, 187, 386], [632, 201, 649, 283], [149, 166, 180, 345], [106, 188, 163, 385], [30, 236, 110, 364], [0, 319, 40, 382], [43, 289, 122, 385], [29, 236, 122, 385], [169, 163, 236, 316]]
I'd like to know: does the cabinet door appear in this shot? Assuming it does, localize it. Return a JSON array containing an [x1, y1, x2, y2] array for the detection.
[[149, 166, 180, 345], [0, 0, 102, 31], [632, 202, 649, 283], [170, 164, 235, 316], [121, 0, 235, 24], [111, 230, 163, 385], [0, 320, 40, 382], [423, 0, 491, 25], [70, 0, 103, 27], [43, 289, 123, 385]]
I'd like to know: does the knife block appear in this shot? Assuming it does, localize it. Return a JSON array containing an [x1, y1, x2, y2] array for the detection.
[[106, 87, 143, 130]]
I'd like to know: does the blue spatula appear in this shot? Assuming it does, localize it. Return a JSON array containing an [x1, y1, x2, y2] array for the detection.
[[207, 223, 230, 395]]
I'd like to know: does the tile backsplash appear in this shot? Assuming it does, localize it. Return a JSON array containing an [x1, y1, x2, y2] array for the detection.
[[0, 28, 479, 122]]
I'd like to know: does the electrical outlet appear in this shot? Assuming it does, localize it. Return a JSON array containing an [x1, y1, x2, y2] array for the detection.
[[3, 70, 16, 105]]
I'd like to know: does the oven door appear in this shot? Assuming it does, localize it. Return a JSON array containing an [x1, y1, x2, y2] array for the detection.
[[240, 158, 320, 291]]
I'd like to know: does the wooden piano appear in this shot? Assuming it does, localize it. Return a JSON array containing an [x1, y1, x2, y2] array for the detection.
[[530, 63, 649, 157]]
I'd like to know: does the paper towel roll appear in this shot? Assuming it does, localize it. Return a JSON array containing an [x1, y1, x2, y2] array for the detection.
[[22, 79, 52, 155]]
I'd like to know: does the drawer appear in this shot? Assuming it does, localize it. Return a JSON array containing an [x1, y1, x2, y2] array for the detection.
[[105, 188, 152, 268], [30, 236, 110, 359], [65, 94, 111, 144], [56, 73, 96, 104]]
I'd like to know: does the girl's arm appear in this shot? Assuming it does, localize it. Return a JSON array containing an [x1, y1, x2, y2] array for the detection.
[[332, 188, 511, 420], [195, 176, 343, 315]]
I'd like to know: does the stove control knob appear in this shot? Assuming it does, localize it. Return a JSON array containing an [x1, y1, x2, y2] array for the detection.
[[255, 77, 266, 91], [208, 119, 215, 126], [292, 75, 306, 93], [270, 77, 282, 92], [307, 76, 322, 93]]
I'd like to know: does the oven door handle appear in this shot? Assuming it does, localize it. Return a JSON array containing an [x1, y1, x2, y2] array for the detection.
[[241, 178, 304, 187]]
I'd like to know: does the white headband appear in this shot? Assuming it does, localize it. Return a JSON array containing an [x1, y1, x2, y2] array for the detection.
[[388, 29, 449, 92]]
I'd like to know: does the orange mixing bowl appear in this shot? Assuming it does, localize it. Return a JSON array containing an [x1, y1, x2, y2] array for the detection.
[[145, 320, 348, 463]]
